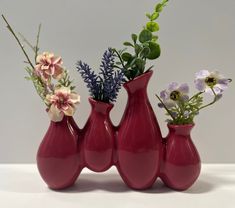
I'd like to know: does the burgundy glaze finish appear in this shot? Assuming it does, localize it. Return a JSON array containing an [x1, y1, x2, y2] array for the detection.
[[160, 124, 201, 191], [117, 70, 162, 190], [82, 98, 115, 172], [37, 116, 82, 190]]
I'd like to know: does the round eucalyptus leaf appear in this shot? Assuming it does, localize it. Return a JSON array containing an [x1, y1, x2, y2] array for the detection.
[[139, 29, 153, 43], [147, 42, 161, 60], [146, 22, 159, 32], [151, 12, 159, 20], [121, 52, 132, 62], [155, 3, 163, 12]]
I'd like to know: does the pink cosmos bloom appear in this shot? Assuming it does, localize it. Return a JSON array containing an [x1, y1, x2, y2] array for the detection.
[[35, 52, 64, 82], [46, 87, 80, 122]]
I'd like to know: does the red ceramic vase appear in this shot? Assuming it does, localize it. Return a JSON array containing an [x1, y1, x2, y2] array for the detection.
[[37, 116, 82, 190], [82, 98, 115, 172], [117, 70, 162, 190], [160, 124, 201, 191]]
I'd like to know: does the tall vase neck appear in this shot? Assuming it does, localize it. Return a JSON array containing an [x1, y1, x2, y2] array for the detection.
[[89, 97, 113, 115], [168, 124, 194, 137], [124, 70, 153, 97]]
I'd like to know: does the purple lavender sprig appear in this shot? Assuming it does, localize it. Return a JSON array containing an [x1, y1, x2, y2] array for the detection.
[[76, 61, 101, 100], [100, 48, 125, 102], [76, 48, 125, 103]]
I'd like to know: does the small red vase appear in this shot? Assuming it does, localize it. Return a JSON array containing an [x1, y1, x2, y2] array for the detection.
[[37, 116, 82, 190], [117, 70, 162, 190], [160, 124, 201, 191], [82, 98, 115, 172]]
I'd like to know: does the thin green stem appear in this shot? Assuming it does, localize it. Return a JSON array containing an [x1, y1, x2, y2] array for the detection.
[[113, 48, 126, 70], [18, 32, 35, 52], [155, 94, 176, 122], [188, 91, 204, 102], [199, 88, 217, 110], [2, 15, 34, 69], [35, 24, 41, 64]]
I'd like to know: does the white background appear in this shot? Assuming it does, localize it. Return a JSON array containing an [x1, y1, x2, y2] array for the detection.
[[0, 0, 234, 163]]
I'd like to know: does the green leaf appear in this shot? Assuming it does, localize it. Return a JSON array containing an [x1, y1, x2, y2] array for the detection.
[[135, 58, 145, 72], [131, 34, 138, 43], [121, 52, 132, 62], [135, 44, 142, 55], [139, 29, 153, 43], [140, 47, 150, 58], [155, 3, 163, 12], [146, 42, 161, 60], [151, 12, 159, 21], [24, 76, 31, 80], [146, 13, 152, 19], [152, 35, 159, 42], [123, 41, 134, 47], [146, 22, 159, 32]]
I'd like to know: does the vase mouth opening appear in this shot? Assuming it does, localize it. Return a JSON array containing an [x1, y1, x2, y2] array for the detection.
[[123, 70, 153, 87], [88, 97, 114, 108], [167, 123, 195, 129], [123, 70, 153, 91]]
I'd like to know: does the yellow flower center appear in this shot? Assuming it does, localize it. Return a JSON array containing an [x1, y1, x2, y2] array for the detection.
[[205, 76, 217, 87], [170, 90, 180, 101]]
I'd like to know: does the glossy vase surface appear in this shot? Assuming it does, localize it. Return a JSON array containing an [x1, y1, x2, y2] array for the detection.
[[37, 116, 82, 190], [161, 124, 201, 191], [117, 70, 162, 190], [82, 98, 115, 172]]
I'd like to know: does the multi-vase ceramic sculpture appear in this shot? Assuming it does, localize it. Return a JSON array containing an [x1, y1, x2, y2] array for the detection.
[[3, 0, 231, 193], [37, 70, 201, 191]]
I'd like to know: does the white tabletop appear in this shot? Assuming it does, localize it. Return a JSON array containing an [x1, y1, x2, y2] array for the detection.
[[0, 164, 234, 208]]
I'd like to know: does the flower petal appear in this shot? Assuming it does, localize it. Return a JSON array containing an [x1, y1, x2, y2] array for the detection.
[[63, 105, 75, 116], [70, 93, 80, 104], [195, 79, 206, 91], [168, 82, 178, 91], [178, 83, 189, 94], [160, 90, 169, 100], [48, 104, 64, 122], [195, 70, 210, 79]]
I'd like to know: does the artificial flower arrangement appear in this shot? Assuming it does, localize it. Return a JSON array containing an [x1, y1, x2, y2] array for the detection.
[[156, 70, 232, 124], [2, 0, 233, 192], [2, 15, 80, 122]]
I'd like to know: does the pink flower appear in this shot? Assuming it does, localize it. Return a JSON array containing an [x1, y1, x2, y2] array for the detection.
[[35, 52, 64, 82], [46, 87, 80, 122]]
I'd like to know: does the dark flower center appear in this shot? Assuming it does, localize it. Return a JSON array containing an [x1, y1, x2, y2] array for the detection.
[[205, 76, 217, 87], [170, 90, 180, 101]]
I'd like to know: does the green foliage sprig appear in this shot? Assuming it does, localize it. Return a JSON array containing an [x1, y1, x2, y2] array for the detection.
[[114, 0, 169, 80]]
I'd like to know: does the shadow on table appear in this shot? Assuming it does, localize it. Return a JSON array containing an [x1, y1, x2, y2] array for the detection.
[[1, 167, 234, 194], [56, 173, 173, 194]]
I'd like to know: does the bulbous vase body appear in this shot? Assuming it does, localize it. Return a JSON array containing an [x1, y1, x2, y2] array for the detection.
[[117, 70, 162, 190], [160, 124, 201, 191], [82, 98, 115, 172], [37, 116, 82, 190]]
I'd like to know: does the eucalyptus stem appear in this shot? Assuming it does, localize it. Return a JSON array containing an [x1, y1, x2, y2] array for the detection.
[[155, 94, 176, 122], [1, 15, 35, 69], [199, 88, 217, 110]]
